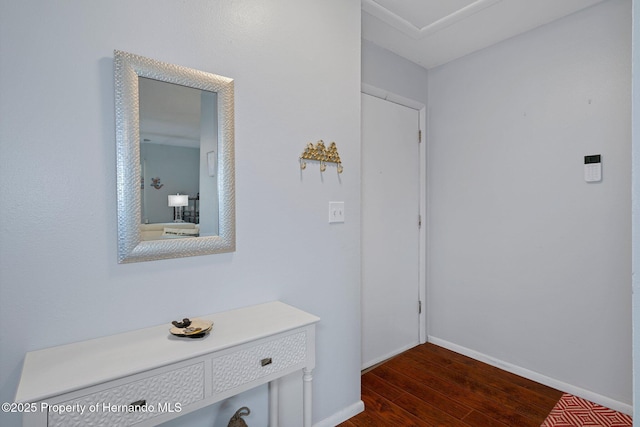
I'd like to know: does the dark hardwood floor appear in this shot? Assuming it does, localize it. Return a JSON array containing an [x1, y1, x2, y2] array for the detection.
[[339, 343, 563, 427]]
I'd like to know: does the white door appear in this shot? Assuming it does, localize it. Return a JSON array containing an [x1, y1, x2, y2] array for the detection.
[[361, 92, 421, 369]]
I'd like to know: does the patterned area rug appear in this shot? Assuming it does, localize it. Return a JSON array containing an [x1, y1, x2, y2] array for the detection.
[[541, 393, 632, 427]]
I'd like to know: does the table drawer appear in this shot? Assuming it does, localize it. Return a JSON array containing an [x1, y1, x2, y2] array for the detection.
[[47, 362, 204, 427], [211, 332, 307, 394]]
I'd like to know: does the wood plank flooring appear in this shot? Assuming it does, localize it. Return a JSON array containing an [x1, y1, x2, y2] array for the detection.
[[339, 343, 563, 427]]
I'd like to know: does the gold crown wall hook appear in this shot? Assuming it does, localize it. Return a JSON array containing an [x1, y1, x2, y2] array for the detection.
[[299, 140, 343, 173]]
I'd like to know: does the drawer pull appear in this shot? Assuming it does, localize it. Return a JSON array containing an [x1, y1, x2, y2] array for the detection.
[[261, 357, 273, 367], [130, 399, 147, 410]]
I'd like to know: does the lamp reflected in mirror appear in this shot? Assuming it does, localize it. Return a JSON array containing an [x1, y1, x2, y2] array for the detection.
[[168, 194, 189, 222]]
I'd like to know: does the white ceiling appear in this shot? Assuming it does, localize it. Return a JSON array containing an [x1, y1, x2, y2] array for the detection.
[[362, 0, 608, 69], [139, 77, 203, 148]]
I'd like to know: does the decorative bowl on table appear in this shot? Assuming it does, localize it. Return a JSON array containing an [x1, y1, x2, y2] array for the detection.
[[169, 318, 213, 339]]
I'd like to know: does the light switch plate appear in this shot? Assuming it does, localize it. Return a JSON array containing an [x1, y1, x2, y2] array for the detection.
[[329, 202, 345, 223]]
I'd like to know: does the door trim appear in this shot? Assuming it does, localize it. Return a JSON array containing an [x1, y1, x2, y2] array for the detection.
[[361, 83, 427, 345]]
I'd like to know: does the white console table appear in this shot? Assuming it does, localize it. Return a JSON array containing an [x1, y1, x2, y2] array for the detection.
[[15, 301, 319, 427]]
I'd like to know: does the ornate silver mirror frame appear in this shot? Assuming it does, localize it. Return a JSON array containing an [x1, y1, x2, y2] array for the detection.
[[114, 50, 235, 263]]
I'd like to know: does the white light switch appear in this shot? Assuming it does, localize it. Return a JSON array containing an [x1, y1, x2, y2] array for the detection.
[[329, 202, 345, 223]]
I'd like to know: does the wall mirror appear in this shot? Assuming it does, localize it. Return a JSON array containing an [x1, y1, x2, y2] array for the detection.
[[114, 50, 235, 263]]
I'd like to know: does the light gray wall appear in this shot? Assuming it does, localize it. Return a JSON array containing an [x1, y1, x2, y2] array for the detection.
[[632, 0, 640, 419], [427, 0, 632, 410], [0, 1, 361, 426], [361, 39, 428, 106]]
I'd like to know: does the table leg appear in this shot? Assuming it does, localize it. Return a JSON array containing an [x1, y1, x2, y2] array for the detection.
[[269, 380, 279, 427], [303, 367, 313, 427]]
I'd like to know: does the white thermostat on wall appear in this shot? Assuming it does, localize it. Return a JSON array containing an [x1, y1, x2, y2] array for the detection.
[[584, 154, 602, 182]]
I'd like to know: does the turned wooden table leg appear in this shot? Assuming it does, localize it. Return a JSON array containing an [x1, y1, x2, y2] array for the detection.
[[303, 367, 313, 427], [269, 379, 279, 426]]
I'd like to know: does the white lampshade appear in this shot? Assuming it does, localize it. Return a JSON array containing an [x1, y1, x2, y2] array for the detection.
[[168, 194, 189, 207]]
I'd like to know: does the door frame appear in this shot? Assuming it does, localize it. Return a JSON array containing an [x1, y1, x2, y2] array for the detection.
[[361, 83, 427, 345]]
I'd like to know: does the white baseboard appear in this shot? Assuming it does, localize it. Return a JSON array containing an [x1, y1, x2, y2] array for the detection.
[[313, 400, 364, 427], [427, 336, 633, 416]]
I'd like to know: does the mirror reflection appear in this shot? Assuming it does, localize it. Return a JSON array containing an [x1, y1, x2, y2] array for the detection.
[[138, 77, 219, 240]]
